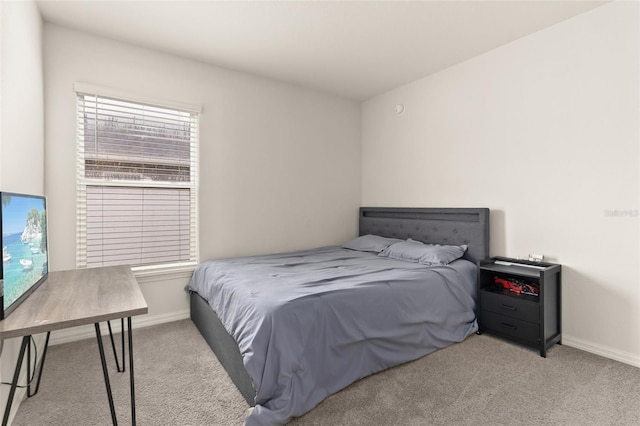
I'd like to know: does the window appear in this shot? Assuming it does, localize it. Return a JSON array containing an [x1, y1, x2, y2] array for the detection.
[[75, 84, 199, 270]]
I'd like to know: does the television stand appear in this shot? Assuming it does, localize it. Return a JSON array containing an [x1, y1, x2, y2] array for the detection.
[[0, 266, 148, 425]]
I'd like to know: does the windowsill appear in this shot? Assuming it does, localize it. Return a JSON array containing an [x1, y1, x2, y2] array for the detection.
[[131, 261, 197, 281]]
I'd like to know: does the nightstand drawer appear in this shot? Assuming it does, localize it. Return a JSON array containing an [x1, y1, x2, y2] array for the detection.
[[480, 310, 539, 344], [480, 290, 539, 323]]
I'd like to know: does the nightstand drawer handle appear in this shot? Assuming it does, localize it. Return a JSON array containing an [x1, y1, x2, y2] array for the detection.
[[501, 322, 517, 330], [500, 304, 517, 311]]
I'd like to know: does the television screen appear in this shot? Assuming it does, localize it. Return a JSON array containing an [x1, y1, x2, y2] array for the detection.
[[1, 192, 48, 319]]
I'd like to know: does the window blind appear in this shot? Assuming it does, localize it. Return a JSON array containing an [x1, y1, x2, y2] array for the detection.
[[76, 89, 198, 269]]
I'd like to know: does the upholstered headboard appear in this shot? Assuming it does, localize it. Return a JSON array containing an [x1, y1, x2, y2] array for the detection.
[[359, 207, 490, 264]]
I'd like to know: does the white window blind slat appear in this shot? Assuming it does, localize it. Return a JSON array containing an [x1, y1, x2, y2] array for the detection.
[[76, 89, 199, 269], [73, 83, 201, 113], [81, 186, 192, 268]]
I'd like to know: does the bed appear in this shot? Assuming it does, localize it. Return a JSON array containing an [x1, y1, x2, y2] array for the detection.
[[188, 207, 489, 425]]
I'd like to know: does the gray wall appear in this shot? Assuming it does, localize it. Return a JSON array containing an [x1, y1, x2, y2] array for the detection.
[[0, 0, 45, 422], [362, 2, 640, 366], [42, 24, 362, 325]]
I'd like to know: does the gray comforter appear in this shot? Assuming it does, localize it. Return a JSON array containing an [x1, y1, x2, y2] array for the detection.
[[188, 246, 478, 425]]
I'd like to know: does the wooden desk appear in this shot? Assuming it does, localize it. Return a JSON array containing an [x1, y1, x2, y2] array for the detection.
[[0, 266, 148, 425]]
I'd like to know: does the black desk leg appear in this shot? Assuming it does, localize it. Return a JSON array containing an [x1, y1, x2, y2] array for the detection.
[[95, 323, 118, 425], [2, 336, 30, 426], [128, 317, 136, 426], [27, 331, 51, 397], [121, 318, 125, 373], [107, 319, 125, 373]]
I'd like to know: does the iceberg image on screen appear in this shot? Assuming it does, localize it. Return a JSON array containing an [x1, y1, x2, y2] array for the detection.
[[1, 192, 48, 317]]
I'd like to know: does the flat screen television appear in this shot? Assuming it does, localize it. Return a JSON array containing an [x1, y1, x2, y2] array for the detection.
[[1, 192, 48, 320]]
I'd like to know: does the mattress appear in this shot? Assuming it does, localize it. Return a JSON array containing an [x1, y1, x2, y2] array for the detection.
[[187, 246, 478, 425]]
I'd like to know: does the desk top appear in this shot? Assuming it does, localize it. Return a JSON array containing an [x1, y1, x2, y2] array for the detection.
[[0, 266, 148, 339]]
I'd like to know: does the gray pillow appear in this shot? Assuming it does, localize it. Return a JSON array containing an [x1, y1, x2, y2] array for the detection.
[[342, 234, 403, 253], [379, 240, 467, 265], [378, 239, 429, 263], [418, 244, 468, 266]]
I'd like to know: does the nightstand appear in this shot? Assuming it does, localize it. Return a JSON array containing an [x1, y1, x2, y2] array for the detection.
[[477, 257, 561, 357]]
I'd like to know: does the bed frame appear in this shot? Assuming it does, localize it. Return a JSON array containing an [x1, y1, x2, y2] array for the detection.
[[190, 207, 490, 406]]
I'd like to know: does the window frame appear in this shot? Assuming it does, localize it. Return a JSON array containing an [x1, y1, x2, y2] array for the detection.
[[74, 83, 200, 276]]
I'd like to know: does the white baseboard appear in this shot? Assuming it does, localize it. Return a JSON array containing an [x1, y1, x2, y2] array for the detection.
[[562, 334, 640, 368], [49, 309, 190, 346]]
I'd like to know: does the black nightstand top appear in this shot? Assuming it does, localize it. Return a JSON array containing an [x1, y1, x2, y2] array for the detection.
[[479, 257, 561, 278]]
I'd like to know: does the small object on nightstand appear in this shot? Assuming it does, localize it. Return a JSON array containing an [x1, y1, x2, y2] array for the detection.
[[528, 253, 544, 262], [476, 256, 561, 357]]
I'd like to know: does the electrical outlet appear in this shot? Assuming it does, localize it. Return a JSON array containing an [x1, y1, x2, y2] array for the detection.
[[528, 253, 544, 262]]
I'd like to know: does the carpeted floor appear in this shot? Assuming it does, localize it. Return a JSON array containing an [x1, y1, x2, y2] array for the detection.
[[11, 319, 640, 425]]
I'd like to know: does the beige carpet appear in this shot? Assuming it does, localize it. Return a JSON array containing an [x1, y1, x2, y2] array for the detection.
[[11, 319, 640, 425]]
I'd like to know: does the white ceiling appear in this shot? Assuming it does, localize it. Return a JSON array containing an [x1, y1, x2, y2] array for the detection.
[[36, 0, 607, 101]]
